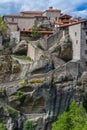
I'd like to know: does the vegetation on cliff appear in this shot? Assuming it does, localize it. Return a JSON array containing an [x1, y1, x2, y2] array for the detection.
[[23, 120, 34, 130], [0, 122, 6, 130], [52, 102, 87, 130], [0, 17, 7, 33], [14, 55, 32, 61], [30, 26, 41, 40]]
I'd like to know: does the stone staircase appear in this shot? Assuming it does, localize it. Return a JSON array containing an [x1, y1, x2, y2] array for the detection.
[[47, 30, 63, 49]]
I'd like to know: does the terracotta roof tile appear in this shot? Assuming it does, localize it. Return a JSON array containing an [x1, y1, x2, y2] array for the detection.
[[55, 21, 64, 25], [4, 14, 35, 18], [21, 11, 43, 15], [20, 30, 53, 34], [59, 20, 87, 28], [59, 14, 72, 18]]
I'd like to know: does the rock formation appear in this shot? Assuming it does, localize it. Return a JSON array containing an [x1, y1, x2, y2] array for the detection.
[[0, 31, 86, 130], [12, 40, 28, 55]]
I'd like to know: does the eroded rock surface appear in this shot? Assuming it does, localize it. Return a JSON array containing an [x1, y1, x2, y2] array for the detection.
[[0, 32, 85, 130], [0, 56, 85, 130], [12, 40, 28, 55]]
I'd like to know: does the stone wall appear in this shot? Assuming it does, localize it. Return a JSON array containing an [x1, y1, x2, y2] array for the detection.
[[69, 24, 81, 60], [47, 30, 63, 49], [27, 43, 43, 61], [43, 10, 61, 21], [81, 22, 87, 62], [0, 36, 3, 50], [10, 31, 20, 43], [7, 23, 17, 32], [5, 17, 35, 32], [54, 60, 80, 79]]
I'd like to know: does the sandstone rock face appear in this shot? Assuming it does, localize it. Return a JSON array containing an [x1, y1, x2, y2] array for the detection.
[[12, 40, 28, 55]]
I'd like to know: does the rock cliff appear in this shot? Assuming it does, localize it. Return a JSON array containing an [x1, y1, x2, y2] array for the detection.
[[0, 32, 86, 130]]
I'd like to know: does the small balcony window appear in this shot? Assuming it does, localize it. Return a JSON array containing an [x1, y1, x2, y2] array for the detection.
[[86, 61, 87, 66], [84, 22, 87, 27], [75, 32, 77, 36], [55, 17, 57, 21], [85, 50, 87, 54], [76, 40, 78, 44], [12, 17, 14, 22]]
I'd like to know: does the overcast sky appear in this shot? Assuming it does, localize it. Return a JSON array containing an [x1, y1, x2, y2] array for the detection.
[[0, 0, 87, 18]]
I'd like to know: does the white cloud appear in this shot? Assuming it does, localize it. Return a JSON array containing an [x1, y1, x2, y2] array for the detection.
[[72, 10, 87, 18], [0, 0, 19, 3], [0, 0, 87, 18]]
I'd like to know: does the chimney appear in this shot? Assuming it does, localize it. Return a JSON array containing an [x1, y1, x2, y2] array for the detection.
[[49, 6, 53, 10]]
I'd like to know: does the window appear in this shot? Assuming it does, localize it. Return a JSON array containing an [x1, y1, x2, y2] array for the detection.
[[75, 32, 77, 36], [84, 22, 87, 27], [17, 26, 20, 31], [76, 40, 78, 44], [85, 50, 87, 54], [36, 17, 38, 20], [86, 61, 87, 66], [86, 40, 87, 44], [12, 17, 14, 22], [86, 32, 87, 35], [55, 17, 57, 21]]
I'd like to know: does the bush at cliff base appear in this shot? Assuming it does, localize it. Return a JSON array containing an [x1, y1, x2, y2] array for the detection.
[[52, 102, 87, 130], [23, 120, 34, 130], [0, 122, 6, 130]]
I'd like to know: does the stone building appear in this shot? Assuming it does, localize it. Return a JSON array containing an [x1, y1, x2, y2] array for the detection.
[[43, 6, 61, 22], [3, 7, 61, 33], [59, 20, 87, 69], [4, 14, 36, 32], [27, 42, 44, 61], [0, 35, 3, 50]]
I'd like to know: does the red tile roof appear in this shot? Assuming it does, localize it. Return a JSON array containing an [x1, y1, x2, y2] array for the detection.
[[55, 21, 64, 25], [58, 20, 86, 28], [44, 9, 61, 13], [20, 30, 53, 34], [21, 11, 43, 15], [4, 14, 35, 18], [59, 14, 72, 18]]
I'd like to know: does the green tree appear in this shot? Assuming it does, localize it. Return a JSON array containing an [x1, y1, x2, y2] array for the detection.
[[83, 93, 87, 111], [0, 122, 7, 130], [23, 120, 34, 130], [0, 17, 7, 33], [52, 102, 87, 130], [52, 112, 70, 130], [30, 26, 41, 40]]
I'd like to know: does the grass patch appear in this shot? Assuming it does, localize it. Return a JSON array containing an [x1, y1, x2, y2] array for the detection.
[[0, 61, 7, 65], [12, 90, 25, 99], [5, 107, 18, 119], [19, 79, 28, 85], [23, 120, 34, 130], [14, 55, 32, 61], [0, 122, 6, 130], [29, 78, 44, 84]]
